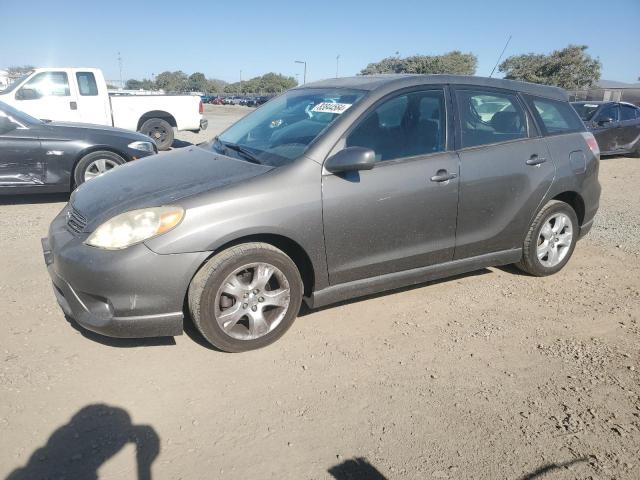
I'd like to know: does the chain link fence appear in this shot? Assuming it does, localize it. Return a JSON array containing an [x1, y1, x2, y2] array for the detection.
[[569, 88, 640, 106]]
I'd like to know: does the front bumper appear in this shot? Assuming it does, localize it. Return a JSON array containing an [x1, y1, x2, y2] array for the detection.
[[42, 207, 210, 338]]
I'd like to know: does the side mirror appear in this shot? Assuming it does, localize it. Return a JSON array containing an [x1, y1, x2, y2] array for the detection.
[[597, 117, 613, 126], [325, 147, 376, 173], [16, 88, 41, 100], [0, 117, 17, 135]]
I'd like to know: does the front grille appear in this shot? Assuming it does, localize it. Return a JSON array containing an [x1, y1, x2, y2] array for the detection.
[[66, 207, 87, 235]]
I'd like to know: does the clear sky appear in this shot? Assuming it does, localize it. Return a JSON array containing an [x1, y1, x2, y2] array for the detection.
[[1, 0, 638, 85]]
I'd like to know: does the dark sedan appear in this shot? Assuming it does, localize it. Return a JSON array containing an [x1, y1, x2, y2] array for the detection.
[[0, 101, 157, 194], [572, 101, 640, 156]]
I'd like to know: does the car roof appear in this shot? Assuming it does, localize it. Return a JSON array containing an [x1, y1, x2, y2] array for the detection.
[[297, 74, 568, 101]]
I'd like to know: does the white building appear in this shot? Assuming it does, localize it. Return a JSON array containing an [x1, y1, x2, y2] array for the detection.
[[0, 70, 8, 91]]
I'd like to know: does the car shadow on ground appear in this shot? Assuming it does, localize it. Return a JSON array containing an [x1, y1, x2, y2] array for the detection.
[[0, 192, 70, 205], [518, 457, 589, 479], [328, 457, 387, 479], [5, 403, 160, 480], [65, 315, 176, 348]]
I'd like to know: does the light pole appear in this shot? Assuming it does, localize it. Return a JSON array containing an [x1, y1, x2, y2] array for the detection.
[[336, 54, 340, 78], [295, 60, 307, 84], [239, 69, 242, 94]]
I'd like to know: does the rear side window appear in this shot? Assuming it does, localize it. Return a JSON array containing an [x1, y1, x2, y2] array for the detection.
[[455, 90, 527, 148], [76, 72, 98, 96], [620, 105, 638, 121], [525, 96, 585, 135], [596, 105, 619, 122]]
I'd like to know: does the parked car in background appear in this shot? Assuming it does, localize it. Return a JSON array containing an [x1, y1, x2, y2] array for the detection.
[[0, 68, 207, 150], [571, 101, 640, 156], [0, 101, 156, 194], [43, 75, 600, 352]]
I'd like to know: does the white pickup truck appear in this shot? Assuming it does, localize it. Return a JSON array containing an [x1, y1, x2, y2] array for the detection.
[[0, 67, 207, 149]]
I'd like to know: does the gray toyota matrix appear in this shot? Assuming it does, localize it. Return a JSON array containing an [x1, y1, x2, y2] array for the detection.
[[43, 75, 601, 352]]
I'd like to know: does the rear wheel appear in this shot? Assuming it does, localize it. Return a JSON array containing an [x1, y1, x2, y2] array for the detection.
[[516, 200, 579, 276], [188, 243, 303, 352], [139, 118, 174, 150], [73, 150, 125, 187]]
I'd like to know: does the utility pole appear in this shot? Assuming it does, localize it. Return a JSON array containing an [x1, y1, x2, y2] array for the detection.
[[295, 60, 307, 84], [239, 69, 242, 94], [336, 54, 340, 78], [117, 52, 123, 88]]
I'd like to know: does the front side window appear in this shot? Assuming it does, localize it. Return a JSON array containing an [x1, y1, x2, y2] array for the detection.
[[76, 72, 98, 96], [346, 89, 446, 161], [620, 105, 638, 121], [596, 105, 619, 123], [19, 72, 70, 98], [215, 88, 366, 166], [525, 96, 585, 134], [456, 90, 527, 148]]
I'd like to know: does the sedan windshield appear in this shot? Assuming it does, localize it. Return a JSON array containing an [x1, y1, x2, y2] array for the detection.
[[571, 102, 601, 121], [0, 101, 42, 125], [214, 88, 366, 166]]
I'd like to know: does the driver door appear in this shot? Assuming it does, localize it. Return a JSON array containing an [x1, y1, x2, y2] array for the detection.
[[14, 71, 80, 122], [322, 88, 459, 284]]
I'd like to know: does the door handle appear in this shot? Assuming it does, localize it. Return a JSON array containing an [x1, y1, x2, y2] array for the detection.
[[70, 101, 77, 110], [526, 154, 547, 166], [430, 170, 457, 183]]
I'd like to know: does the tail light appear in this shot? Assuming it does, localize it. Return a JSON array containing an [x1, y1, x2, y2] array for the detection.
[[581, 132, 600, 158], [199, 100, 203, 114]]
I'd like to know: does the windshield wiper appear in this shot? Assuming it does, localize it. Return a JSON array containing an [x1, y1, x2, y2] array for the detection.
[[217, 139, 262, 165]]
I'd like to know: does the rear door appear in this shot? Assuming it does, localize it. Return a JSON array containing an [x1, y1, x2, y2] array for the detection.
[[452, 87, 555, 259], [72, 70, 111, 125], [592, 104, 620, 153], [618, 104, 640, 150], [14, 70, 80, 122]]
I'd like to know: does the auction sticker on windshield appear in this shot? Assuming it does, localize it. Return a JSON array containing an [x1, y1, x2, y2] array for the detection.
[[311, 102, 352, 114]]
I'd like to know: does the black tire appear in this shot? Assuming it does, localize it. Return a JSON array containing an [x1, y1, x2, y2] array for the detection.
[[73, 150, 125, 188], [630, 142, 640, 158], [515, 200, 579, 276], [188, 242, 303, 352], [139, 118, 174, 151]]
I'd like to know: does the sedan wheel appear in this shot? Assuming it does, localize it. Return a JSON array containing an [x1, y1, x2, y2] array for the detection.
[[536, 213, 573, 268], [84, 158, 120, 182]]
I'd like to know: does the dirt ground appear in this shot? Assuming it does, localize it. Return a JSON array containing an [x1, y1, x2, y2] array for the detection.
[[0, 108, 638, 479]]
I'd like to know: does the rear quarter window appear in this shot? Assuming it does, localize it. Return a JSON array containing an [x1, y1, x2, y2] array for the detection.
[[524, 96, 585, 135]]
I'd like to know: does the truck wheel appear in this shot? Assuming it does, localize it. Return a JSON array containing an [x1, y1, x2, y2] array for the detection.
[[73, 150, 125, 187], [188, 242, 303, 352], [515, 200, 579, 276], [139, 118, 174, 151]]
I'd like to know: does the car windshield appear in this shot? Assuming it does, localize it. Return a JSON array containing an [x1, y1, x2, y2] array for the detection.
[[0, 100, 42, 125], [213, 88, 366, 166], [571, 102, 601, 121]]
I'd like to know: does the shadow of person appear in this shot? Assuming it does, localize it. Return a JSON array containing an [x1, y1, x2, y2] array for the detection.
[[6, 404, 159, 480], [328, 457, 387, 480]]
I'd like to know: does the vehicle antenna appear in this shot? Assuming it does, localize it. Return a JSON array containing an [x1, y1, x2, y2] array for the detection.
[[489, 35, 512, 78]]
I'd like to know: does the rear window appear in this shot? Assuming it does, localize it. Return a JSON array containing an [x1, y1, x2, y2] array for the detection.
[[525, 96, 585, 135], [76, 72, 98, 96], [620, 104, 639, 121]]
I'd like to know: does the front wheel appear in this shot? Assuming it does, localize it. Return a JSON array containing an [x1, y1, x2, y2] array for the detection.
[[139, 118, 174, 151], [188, 243, 303, 352], [73, 150, 125, 187], [516, 200, 579, 276]]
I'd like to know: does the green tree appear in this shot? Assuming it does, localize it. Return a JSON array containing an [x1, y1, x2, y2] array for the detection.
[[206, 78, 227, 93], [188, 72, 208, 92], [224, 73, 296, 94], [7, 65, 35, 81], [125, 78, 155, 90], [499, 45, 601, 89], [155, 71, 189, 92], [360, 51, 477, 75]]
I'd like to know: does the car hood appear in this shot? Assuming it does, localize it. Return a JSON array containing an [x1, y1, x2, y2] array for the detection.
[[71, 146, 274, 230]]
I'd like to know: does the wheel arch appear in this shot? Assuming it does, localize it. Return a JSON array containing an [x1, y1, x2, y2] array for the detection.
[[552, 191, 585, 226], [191, 233, 316, 297], [136, 111, 177, 130]]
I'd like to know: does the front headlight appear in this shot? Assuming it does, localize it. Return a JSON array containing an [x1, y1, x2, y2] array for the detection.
[[85, 206, 184, 249], [128, 141, 156, 153]]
